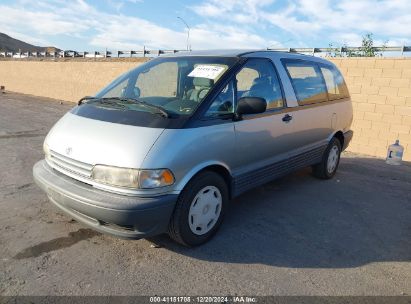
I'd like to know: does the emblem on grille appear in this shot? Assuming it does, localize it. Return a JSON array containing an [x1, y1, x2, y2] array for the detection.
[[65, 147, 72, 155]]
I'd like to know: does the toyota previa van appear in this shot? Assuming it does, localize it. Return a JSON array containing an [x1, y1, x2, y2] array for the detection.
[[33, 50, 353, 246]]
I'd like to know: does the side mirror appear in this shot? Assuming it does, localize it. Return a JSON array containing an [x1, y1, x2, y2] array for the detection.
[[133, 87, 141, 98], [236, 97, 267, 116]]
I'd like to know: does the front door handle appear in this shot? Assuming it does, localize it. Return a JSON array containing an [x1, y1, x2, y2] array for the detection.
[[282, 114, 293, 122]]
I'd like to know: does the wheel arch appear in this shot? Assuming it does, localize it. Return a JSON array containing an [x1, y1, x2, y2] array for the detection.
[[328, 130, 344, 148], [175, 162, 233, 199]]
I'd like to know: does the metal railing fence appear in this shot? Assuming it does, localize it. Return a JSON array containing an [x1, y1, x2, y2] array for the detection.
[[1, 46, 411, 59], [267, 46, 411, 56], [0, 48, 188, 59]]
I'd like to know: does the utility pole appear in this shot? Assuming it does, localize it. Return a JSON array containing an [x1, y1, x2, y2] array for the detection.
[[177, 16, 191, 51]]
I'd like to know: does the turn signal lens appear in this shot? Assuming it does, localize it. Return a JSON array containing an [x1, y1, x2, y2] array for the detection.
[[139, 169, 175, 189], [43, 142, 51, 159]]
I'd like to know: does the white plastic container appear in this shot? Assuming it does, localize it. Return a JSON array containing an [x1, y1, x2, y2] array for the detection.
[[386, 140, 404, 165]]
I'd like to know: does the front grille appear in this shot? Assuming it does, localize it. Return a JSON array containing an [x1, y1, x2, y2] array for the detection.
[[48, 150, 93, 178]]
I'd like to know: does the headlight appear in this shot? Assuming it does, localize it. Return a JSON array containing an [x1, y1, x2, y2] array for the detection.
[[92, 165, 140, 188], [91, 166, 174, 189], [139, 169, 174, 189]]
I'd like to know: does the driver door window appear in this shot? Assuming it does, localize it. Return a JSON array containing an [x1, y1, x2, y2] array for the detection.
[[205, 59, 284, 117], [236, 58, 284, 111]]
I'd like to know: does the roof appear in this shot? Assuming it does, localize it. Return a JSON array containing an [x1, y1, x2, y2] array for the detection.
[[165, 49, 322, 58], [162, 49, 335, 66], [164, 49, 256, 57]]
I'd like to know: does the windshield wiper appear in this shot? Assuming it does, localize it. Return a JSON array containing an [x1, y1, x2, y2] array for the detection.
[[96, 99, 128, 110], [105, 97, 170, 118], [79, 97, 127, 110], [78, 96, 170, 118], [77, 96, 98, 105]]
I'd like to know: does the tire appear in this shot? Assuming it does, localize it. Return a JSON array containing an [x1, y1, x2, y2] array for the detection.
[[312, 138, 342, 179], [168, 171, 228, 247]]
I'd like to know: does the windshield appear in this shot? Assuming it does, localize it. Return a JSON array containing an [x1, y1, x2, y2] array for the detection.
[[93, 56, 238, 116]]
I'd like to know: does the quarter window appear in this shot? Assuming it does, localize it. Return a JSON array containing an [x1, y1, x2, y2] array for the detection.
[[283, 60, 328, 105], [320, 65, 350, 100]]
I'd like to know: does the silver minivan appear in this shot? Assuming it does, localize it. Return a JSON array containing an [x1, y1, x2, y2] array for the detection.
[[33, 50, 353, 246]]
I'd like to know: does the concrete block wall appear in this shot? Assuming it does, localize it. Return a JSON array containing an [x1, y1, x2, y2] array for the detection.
[[1, 57, 410, 161], [329, 58, 411, 161], [0, 59, 146, 102]]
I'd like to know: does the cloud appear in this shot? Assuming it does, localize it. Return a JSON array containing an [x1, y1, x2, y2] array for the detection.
[[0, 5, 89, 36], [332, 33, 363, 46], [90, 16, 187, 50], [191, 0, 275, 23], [91, 20, 271, 50], [263, 0, 411, 44], [191, 2, 223, 17], [1, 30, 52, 47], [0, 0, 270, 50], [191, 0, 411, 46], [1, 0, 410, 52], [190, 24, 270, 49]]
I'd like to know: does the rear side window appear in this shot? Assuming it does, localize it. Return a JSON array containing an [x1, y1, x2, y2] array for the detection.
[[320, 65, 350, 100], [283, 60, 328, 105]]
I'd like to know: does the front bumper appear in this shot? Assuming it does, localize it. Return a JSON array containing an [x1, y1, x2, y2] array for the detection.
[[33, 160, 178, 239]]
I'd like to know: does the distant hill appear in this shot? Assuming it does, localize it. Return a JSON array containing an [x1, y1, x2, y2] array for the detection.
[[0, 32, 60, 52]]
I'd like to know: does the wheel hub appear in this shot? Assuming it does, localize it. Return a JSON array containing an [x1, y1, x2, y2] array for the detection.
[[188, 186, 222, 235], [327, 145, 340, 174]]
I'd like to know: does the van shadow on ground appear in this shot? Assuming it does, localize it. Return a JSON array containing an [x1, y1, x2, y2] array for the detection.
[[149, 156, 411, 268]]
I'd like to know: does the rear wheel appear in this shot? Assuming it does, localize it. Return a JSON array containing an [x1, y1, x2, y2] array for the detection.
[[168, 171, 228, 247], [312, 138, 342, 179]]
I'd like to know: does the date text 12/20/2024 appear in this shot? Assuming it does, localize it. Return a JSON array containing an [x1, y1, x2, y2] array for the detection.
[[149, 296, 257, 303]]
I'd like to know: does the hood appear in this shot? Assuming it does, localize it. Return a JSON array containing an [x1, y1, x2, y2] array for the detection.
[[45, 112, 164, 169]]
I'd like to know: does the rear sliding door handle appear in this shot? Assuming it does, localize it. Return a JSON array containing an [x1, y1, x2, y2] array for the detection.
[[282, 114, 293, 122]]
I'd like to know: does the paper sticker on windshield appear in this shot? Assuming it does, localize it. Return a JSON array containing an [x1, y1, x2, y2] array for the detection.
[[188, 65, 225, 80]]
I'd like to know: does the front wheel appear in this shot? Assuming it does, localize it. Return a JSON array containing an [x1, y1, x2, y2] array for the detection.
[[168, 171, 228, 247], [312, 138, 342, 179]]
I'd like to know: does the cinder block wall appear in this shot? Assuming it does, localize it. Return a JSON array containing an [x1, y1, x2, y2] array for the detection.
[[0, 57, 410, 160], [0, 59, 146, 102], [330, 58, 411, 161]]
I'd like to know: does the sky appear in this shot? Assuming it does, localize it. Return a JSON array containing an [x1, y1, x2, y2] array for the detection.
[[0, 0, 410, 52]]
